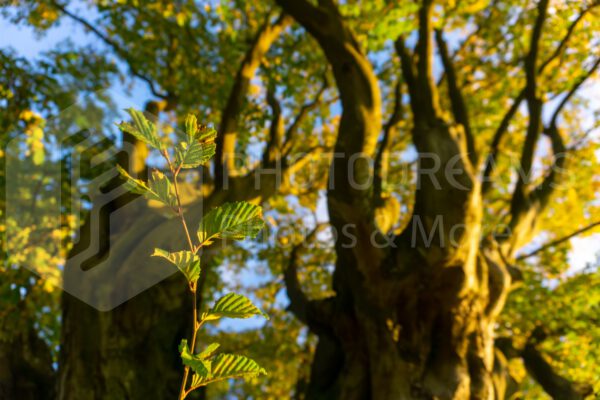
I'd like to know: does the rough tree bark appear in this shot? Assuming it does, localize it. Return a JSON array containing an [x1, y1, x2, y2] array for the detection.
[[277, 0, 594, 399], [51, 0, 597, 398], [56, 13, 322, 399], [0, 314, 55, 400]]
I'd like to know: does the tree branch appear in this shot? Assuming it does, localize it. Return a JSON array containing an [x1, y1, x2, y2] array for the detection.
[[502, 0, 550, 253], [481, 90, 526, 194], [519, 0, 549, 175], [481, 0, 593, 195], [517, 220, 600, 260], [374, 78, 402, 204], [50, 0, 171, 101], [526, 56, 600, 217], [283, 224, 324, 324], [414, 0, 439, 120], [524, 0, 549, 100], [522, 341, 592, 399], [435, 28, 476, 163], [497, 333, 593, 399], [394, 38, 417, 108], [282, 73, 329, 156], [277, 0, 382, 227], [549, 55, 600, 129], [538, 2, 599, 73], [214, 13, 291, 186], [262, 83, 285, 167], [503, 26, 599, 255]]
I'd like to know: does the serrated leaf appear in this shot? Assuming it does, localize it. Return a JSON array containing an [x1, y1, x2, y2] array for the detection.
[[190, 373, 204, 388], [179, 339, 211, 377], [197, 125, 217, 142], [152, 249, 200, 283], [117, 167, 176, 208], [147, 170, 176, 207], [191, 353, 266, 387], [117, 108, 163, 150], [204, 293, 268, 321], [185, 114, 198, 141], [198, 343, 220, 359], [116, 165, 150, 195], [197, 202, 264, 246], [175, 140, 216, 169], [176, 121, 216, 169]]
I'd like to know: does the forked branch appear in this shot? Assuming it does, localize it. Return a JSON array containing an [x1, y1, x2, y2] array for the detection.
[[214, 13, 291, 185], [435, 29, 476, 163]]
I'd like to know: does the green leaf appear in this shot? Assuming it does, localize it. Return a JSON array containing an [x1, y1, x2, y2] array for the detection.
[[175, 140, 216, 169], [176, 120, 216, 169], [198, 343, 220, 359], [152, 249, 200, 283], [117, 108, 163, 150], [116, 165, 151, 195], [185, 114, 198, 140], [203, 293, 268, 321], [147, 170, 176, 207], [117, 167, 175, 208], [190, 353, 266, 387], [179, 339, 211, 378], [197, 202, 264, 246], [196, 125, 217, 142]]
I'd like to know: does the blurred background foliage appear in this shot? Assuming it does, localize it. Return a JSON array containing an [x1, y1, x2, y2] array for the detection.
[[0, 0, 599, 398]]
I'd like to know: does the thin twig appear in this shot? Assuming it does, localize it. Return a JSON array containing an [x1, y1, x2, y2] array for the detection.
[[517, 221, 600, 260], [163, 149, 201, 400]]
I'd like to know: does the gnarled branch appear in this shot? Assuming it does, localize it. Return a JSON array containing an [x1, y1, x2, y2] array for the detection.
[[522, 341, 592, 399], [50, 0, 172, 102], [262, 83, 285, 167], [276, 0, 382, 229], [284, 224, 327, 325], [282, 72, 330, 156], [496, 334, 593, 400], [374, 77, 403, 205], [481, 1, 594, 194], [517, 220, 600, 260], [502, 0, 550, 254], [214, 13, 291, 185], [435, 29, 476, 163]]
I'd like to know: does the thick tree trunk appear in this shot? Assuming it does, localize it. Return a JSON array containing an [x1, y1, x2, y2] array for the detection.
[[57, 158, 277, 399], [304, 249, 507, 400], [52, 1, 592, 399], [58, 278, 189, 400], [0, 319, 55, 400], [272, 1, 514, 398]]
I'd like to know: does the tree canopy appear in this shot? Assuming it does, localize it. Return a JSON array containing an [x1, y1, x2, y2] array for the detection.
[[1, 0, 599, 399]]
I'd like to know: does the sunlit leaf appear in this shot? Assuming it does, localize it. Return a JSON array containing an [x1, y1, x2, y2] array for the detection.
[[197, 202, 264, 246], [117, 108, 163, 150], [175, 140, 216, 169], [185, 113, 198, 140], [199, 342, 220, 359], [176, 118, 216, 169], [179, 339, 211, 377], [117, 167, 175, 208], [203, 293, 268, 321], [190, 353, 267, 387], [147, 170, 176, 207], [152, 249, 200, 283], [116, 165, 151, 195]]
